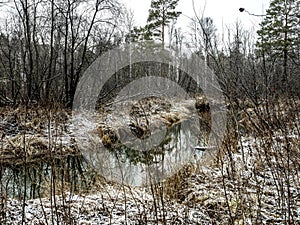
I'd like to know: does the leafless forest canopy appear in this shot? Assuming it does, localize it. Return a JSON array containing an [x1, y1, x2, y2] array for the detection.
[[0, 0, 298, 105]]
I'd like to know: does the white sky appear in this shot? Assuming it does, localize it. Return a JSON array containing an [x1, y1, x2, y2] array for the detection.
[[0, 0, 271, 38], [121, 0, 270, 36]]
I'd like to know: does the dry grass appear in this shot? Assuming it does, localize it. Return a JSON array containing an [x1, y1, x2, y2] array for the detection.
[[0, 96, 299, 224], [158, 96, 300, 224]]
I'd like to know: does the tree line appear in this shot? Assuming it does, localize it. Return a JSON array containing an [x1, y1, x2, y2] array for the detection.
[[0, 0, 122, 106], [0, 0, 299, 107]]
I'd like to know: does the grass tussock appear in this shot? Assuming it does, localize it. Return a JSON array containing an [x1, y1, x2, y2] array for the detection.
[[158, 97, 299, 224], [0, 97, 299, 224]]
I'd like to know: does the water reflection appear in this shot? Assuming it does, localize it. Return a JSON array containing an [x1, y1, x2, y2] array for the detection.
[[85, 117, 209, 186], [0, 155, 97, 199], [0, 116, 211, 199]]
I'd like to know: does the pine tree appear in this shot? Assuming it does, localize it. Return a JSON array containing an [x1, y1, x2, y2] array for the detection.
[[256, 0, 300, 87], [146, 0, 182, 48], [127, 26, 153, 43]]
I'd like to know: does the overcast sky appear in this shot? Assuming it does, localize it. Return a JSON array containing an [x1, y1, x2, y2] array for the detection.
[[0, 0, 271, 37], [121, 0, 271, 36]]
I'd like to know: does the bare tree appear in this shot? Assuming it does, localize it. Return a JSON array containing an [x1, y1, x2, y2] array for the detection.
[[0, 0, 121, 105]]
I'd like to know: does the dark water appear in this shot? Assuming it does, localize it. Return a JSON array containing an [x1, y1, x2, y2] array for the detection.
[[0, 155, 97, 199], [84, 118, 209, 186], [0, 118, 209, 198]]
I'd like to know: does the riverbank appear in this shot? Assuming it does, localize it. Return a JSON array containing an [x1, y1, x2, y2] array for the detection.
[[0, 97, 299, 224], [3, 133, 299, 224]]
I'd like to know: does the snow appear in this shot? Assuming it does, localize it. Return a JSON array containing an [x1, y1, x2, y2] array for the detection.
[[1, 105, 299, 224], [4, 131, 299, 224]]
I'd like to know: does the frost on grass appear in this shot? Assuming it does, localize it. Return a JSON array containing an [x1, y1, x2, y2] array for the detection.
[[3, 131, 299, 224], [1, 99, 299, 224]]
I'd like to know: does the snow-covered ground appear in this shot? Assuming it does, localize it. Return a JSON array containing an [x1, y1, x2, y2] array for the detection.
[[1, 103, 299, 224], [3, 133, 299, 224]]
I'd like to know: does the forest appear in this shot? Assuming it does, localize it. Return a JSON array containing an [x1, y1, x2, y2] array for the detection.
[[0, 0, 299, 224]]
